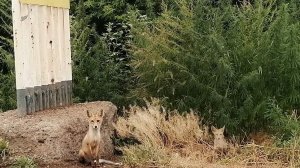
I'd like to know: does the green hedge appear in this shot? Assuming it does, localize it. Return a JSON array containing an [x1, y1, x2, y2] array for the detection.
[[129, 0, 300, 135], [0, 1, 15, 112]]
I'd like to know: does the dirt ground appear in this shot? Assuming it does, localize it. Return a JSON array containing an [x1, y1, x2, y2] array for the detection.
[[0, 101, 121, 168], [0, 101, 288, 168]]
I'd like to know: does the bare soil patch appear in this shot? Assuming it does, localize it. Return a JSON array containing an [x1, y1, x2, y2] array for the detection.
[[0, 100, 293, 168], [0, 101, 120, 168]]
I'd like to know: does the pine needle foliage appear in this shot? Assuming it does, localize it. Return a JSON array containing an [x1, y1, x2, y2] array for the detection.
[[130, 0, 300, 135], [71, 1, 133, 106], [0, 0, 16, 112]]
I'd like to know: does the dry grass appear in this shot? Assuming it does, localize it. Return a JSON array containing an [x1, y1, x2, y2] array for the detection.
[[11, 156, 37, 168], [115, 98, 300, 168], [0, 137, 9, 160], [227, 141, 300, 167]]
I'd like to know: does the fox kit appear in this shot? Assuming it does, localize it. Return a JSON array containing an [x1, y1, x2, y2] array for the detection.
[[79, 109, 122, 167], [211, 126, 228, 153]]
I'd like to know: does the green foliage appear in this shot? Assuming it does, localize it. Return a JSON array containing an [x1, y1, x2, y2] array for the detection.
[[130, 0, 300, 135], [0, 0, 16, 112], [71, 1, 133, 106], [0, 138, 9, 159], [11, 156, 37, 168], [0, 74, 16, 112], [69, 0, 172, 108], [72, 0, 170, 21]]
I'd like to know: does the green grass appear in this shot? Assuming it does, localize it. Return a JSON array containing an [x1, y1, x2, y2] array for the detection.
[[0, 138, 9, 160], [11, 156, 37, 168]]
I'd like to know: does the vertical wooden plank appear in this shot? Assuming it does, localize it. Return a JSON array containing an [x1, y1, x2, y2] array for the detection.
[[57, 8, 66, 106], [64, 9, 72, 81], [12, 0, 22, 90], [54, 7, 61, 107], [40, 5, 50, 110], [12, 0, 27, 116], [53, 7, 62, 107], [20, 3, 34, 114], [28, 4, 36, 113], [48, 7, 56, 108], [31, 4, 42, 111], [63, 9, 72, 105]]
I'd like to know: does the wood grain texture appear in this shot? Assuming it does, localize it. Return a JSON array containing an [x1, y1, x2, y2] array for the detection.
[[12, 0, 72, 115]]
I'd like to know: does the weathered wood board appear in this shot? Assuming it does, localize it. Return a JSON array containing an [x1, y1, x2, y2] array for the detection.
[[12, 0, 72, 116]]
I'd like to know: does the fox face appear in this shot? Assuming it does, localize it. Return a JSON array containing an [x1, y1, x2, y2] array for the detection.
[[211, 125, 228, 150], [211, 126, 225, 140], [87, 109, 104, 130]]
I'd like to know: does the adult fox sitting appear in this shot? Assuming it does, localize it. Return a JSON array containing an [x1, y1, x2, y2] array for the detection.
[[79, 109, 121, 167]]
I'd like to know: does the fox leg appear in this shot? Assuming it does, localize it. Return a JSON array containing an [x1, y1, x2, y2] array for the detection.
[[95, 145, 101, 166], [95, 145, 100, 160], [79, 149, 86, 164], [92, 160, 97, 168], [87, 145, 99, 167], [92, 151, 98, 168]]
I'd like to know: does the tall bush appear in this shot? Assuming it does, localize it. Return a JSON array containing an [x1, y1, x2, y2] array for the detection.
[[130, 0, 300, 134], [71, 1, 134, 107], [0, 0, 16, 112], [70, 0, 171, 107]]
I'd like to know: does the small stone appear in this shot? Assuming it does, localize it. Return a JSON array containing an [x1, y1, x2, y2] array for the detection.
[[38, 138, 45, 143]]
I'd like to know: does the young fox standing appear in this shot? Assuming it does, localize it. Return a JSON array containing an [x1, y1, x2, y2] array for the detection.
[[79, 109, 122, 166]]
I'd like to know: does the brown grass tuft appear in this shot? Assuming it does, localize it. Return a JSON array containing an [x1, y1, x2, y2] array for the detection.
[[115, 98, 300, 168], [116, 98, 203, 148], [115, 98, 214, 167]]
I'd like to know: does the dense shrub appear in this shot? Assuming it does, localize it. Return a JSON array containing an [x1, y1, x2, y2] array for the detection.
[[129, 0, 300, 135], [70, 1, 134, 107], [70, 0, 174, 106], [0, 1, 16, 112]]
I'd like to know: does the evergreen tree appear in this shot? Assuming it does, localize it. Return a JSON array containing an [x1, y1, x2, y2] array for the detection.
[[0, 0, 16, 111]]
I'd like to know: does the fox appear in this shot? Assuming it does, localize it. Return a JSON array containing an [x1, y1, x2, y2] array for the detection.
[[79, 109, 122, 167], [211, 125, 240, 157], [211, 125, 229, 153]]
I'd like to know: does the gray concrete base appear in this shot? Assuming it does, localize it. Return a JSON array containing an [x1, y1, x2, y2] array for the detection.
[[16, 80, 72, 116]]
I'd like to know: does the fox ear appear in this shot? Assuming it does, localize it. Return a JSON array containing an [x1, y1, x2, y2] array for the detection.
[[211, 126, 216, 132], [99, 109, 104, 117], [221, 125, 225, 132], [87, 110, 91, 117]]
